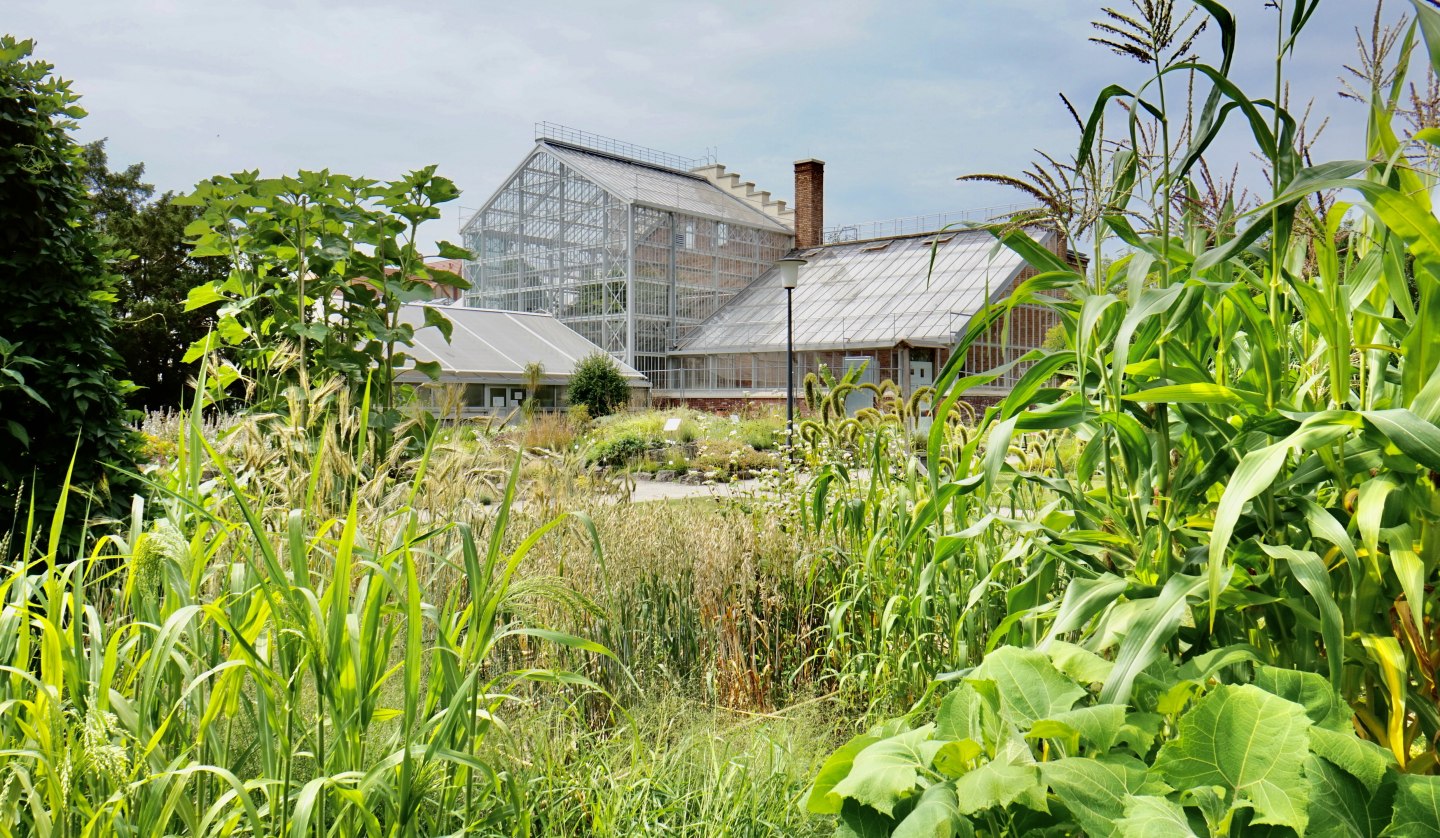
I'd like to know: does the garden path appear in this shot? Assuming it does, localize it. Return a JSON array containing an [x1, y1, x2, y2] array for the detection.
[[627, 477, 763, 502]]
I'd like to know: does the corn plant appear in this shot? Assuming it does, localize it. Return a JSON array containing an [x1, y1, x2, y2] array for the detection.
[[0, 377, 614, 834], [811, 1, 1440, 833], [931, 0, 1440, 772], [789, 365, 1068, 712]]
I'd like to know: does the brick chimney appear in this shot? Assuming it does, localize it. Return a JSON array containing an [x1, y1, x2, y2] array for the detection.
[[793, 158, 824, 249]]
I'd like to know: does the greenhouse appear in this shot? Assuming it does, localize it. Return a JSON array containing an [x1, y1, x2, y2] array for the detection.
[[657, 226, 1063, 406], [462, 125, 794, 381], [463, 127, 1065, 409]]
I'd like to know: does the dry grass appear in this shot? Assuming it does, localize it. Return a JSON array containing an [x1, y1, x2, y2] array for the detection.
[[504, 496, 821, 709]]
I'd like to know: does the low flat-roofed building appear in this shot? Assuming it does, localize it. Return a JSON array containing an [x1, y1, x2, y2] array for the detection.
[[397, 303, 649, 417]]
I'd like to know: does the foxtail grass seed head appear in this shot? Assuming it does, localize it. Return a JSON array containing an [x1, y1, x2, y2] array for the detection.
[[131, 522, 187, 590]]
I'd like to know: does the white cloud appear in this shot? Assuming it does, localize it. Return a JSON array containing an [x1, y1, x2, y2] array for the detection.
[[10, 0, 1412, 247]]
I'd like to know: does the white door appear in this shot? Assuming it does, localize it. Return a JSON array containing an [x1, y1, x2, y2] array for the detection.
[[909, 360, 933, 389], [910, 360, 934, 433], [842, 357, 876, 415]]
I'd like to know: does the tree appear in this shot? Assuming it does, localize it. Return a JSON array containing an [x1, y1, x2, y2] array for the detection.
[[0, 36, 140, 551], [180, 168, 471, 439], [82, 141, 226, 410], [567, 353, 630, 418]]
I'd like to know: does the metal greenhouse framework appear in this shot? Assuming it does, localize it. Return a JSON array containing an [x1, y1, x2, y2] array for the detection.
[[462, 129, 793, 378]]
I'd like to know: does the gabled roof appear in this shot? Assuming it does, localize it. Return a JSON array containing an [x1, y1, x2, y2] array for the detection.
[[672, 228, 1051, 354], [397, 304, 649, 385], [538, 140, 792, 232]]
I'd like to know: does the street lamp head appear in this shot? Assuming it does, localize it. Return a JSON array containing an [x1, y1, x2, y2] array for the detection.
[[777, 255, 808, 289]]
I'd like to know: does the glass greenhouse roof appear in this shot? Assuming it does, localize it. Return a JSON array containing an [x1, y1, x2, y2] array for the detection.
[[540, 141, 791, 232], [673, 228, 1049, 354], [396, 304, 649, 384]]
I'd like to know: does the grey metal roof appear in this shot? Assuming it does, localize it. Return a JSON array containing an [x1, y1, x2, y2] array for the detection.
[[397, 304, 649, 385], [673, 228, 1049, 354], [539, 141, 791, 233]]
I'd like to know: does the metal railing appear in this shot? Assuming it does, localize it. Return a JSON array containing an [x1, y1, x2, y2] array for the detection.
[[821, 204, 1037, 244], [534, 122, 715, 171]]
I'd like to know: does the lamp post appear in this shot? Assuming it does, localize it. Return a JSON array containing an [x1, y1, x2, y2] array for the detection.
[[778, 256, 807, 454]]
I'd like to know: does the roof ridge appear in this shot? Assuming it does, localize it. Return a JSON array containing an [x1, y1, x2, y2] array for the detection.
[[540, 139, 705, 179]]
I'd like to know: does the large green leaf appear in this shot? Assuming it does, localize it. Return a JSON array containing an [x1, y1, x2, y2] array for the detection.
[[808, 723, 904, 814], [1154, 684, 1311, 831], [1362, 409, 1440, 470], [1305, 754, 1394, 838], [997, 226, 1077, 276], [1412, 0, 1440, 78], [951, 760, 1044, 817], [1254, 665, 1350, 731], [831, 725, 945, 816], [892, 782, 971, 838], [933, 739, 985, 779], [1122, 382, 1260, 407], [1308, 727, 1393, 793], [1118, 795, 1201, 837], [935, 681, 999, 750], [837, 799, 896, 838], [1046, 640, 1115, 686], [184, 283, 228, 312], [1028, 704, 1127, 753], [1387, 773, 1440, 837], [1040, 755, 1152, 838], [1040, 574, 1128, 646], [971, 647, 1086, 727]]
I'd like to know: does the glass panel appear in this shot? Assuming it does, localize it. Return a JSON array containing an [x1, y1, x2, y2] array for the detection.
[[463, 147, 791, 372], [666, 228, 1061, 393]]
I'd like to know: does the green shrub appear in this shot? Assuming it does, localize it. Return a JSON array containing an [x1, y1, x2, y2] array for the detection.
[[693, 438, 779, 475], [736, 417, 782, 450], [657, 448, 690, 473], [592, 408, 703, 443], [181, 163, 470, 429], [568, 353, 630, 418], [587, 431, 652, 467], [0, 37, 141, 551], [566, 402, 592, 428]]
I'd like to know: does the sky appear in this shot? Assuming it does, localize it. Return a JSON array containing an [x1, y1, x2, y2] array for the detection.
[[7, 1, 1417, 250]]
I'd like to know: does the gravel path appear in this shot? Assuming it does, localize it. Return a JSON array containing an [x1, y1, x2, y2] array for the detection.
[[627, 477, 763, 502]]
